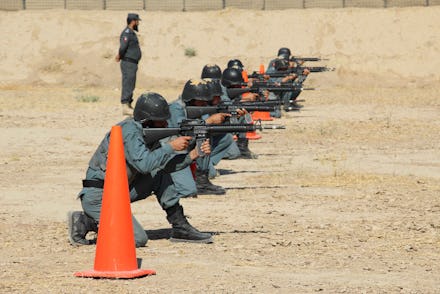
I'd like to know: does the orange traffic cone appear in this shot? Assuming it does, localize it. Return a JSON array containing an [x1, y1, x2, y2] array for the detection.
[[246, 119, 262, 140], [74, 126, 156, 279], [251, 111, 273, 121], [242, 70, 249, 83], [259, 64, 265, 74]]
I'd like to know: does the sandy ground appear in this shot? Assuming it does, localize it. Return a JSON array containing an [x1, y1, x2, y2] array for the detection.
[[1, 7, 440, 293]]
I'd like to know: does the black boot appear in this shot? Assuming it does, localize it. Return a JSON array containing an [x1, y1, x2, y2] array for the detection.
[[166, 204, 213, 243], [237, 138, 258, 159], [67, 211, 98, 245], [285, 100, 303, 111], [195, 169, 226, 195]]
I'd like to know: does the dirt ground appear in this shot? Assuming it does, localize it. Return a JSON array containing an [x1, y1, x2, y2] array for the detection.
[[1, 79, 439, 293], [1, 7, 440, 294]]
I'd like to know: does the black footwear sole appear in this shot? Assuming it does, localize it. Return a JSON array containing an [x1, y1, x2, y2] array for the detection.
[[196, 190, 226, 195], [169, 236, 214, 244], [237, 154, 258, 159], [181, 193, 198, 198]]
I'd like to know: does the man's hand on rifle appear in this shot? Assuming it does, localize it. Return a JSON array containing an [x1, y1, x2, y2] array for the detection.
[[281, 74, 297, 83], [261, 90, 270, 100], [189, 139, 211, 159], [236, 108, 248, 117], [205, 113, 231, 124], [169, 136, 192, 151], [241, 92, 259, 102]]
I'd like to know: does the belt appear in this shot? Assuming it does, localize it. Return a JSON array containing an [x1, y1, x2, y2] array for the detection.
[[82, 179, 104, 189], [122, 57, 139, 64]]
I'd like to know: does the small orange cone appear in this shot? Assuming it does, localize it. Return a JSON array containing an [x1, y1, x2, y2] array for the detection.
[[74, 126, 156, 279], [246, 129, 262, 140], [251, 111, 273, 121], [246, 119, 262, 140], [240, 69, 264, 133], [242, 70, 249, 83], [259, 64, 265, 74]]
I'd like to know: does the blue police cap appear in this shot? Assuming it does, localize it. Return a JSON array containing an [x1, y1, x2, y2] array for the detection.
[[127, 13, 141, 22]]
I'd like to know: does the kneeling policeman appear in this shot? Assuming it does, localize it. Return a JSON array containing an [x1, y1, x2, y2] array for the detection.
[[68, 92, 213, 247]]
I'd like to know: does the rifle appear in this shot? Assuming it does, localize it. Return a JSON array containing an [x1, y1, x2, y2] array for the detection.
[[186, 102, 276, 123], [295, 66, 335, 73], [251, 80, 315, 90], [248, 66, 334, 79], [143, 119, 261, 156], [226, 84, 314, 99], [290, 56, 329, 63]]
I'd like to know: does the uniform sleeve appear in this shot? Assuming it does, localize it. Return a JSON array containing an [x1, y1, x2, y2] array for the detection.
[[167, 102, 187, 128], [267, 91, 279, 101], [267, 76, 283, 100], [118, 31, 130, 58], [266, 59, 276, 74], [123, 124, 176, 174], [269, 76, 282, 84], [221, 85, 232, 102]]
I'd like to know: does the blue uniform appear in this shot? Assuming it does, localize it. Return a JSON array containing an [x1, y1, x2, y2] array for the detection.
[[79, 118, 192, 247], [220, 84, 242, 159], [119, 27, 141, 104], [266, 58, 277, 74], [266, 58, 301, 113], [168, 97, 236, 194]]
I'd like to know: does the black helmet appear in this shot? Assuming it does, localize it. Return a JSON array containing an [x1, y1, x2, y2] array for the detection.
[[201, 64, 222, 79], [277, 47, 291, 57], [133, 92, 170, 123], [278, 53, 290, 60], [274, 58, 289, 71], [227, 59, 244, 70], [204, 78, 222, 97], [221, 68, 244, 87], [181, 79, 212, 103]]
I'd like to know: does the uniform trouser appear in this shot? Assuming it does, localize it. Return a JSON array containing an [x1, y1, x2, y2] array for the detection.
[[237, 114, 251, 139], [212, 114, 242, 159], [170, 133, 235, 195], [120, 60, 138, 104], [223, 141, 241, 159], [291, 90, 301, 101], [170, 165, 197, 199], [198, 133, 235, 177], [281, 90, 301, 110], [268, 92, 282, 118], [281, 92, 293, 111], [79, 172, 178, 247]]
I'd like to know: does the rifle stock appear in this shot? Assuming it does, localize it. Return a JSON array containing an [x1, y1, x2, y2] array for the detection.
[[142, 128, 181, 145]]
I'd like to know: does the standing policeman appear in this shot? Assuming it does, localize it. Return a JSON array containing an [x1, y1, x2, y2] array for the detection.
[[115, 13, 142, 116]]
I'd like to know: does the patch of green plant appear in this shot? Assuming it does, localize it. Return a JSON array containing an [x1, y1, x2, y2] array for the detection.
[[184, 47, 197, 57], [75, 95, 100, 103]]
